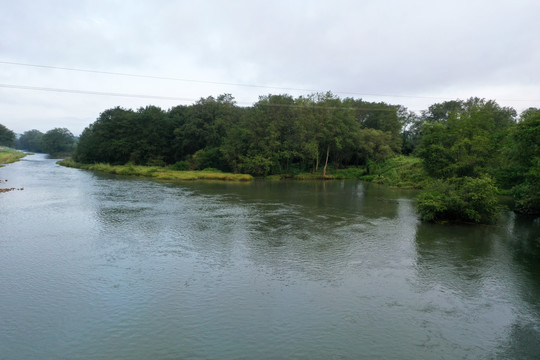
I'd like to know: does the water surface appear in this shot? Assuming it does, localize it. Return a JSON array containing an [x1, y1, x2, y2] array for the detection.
[[1, 154, 539, 359]]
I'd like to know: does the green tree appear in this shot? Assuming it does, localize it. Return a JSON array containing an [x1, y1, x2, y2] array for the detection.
[[417, 176, 501, 223], [42, 128, 76, 156], [172, 94, 237, 169], [75, 107, 136, 164], [417, 98, 516, 179], [415, 98, 516, 223], [399, 109, 423, 155], [507, 108, 540, 215], [75, 106, 173, 165], [248, 94, 298, 173], [0, 124, 16, 147], [309, 92, 359, 176], [356, 128, 401, 167], [131, 105, 173, 165], [17, 129, 44, 152]]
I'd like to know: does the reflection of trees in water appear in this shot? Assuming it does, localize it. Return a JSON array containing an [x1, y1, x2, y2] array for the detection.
[[496, 322, 540, 359], [89, 177, 419, 284], [414, 222, 496, 293], [414, 215, 540, 359], [507, 215, 540, 272]]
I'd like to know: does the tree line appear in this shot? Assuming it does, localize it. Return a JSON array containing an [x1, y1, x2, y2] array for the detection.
[[74, 92, 404, 176], [2, 92, 539, 222], [0, 125, 76, 156]]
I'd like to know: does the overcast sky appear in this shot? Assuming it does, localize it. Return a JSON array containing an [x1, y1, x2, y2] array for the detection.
[[1, 0, 539, 135]]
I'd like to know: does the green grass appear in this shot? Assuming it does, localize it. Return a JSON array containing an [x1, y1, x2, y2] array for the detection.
[[58, 156, 426, 187], [259, 156, 426, 188], [332, 167, 367, 179], [58, 160, 254, 182], [359, 155, 427, 188], [0, 147, 26, 167]]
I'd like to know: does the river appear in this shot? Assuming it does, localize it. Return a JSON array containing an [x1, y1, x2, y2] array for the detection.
[[1, 153, 539, 359]]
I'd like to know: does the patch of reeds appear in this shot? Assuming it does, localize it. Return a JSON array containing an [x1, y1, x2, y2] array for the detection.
[[0, 147, 26, 166], [57, 160, 254, 182]]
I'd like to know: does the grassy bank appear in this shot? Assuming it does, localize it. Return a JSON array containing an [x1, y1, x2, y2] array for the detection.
[[358, 156, 426, 188], [58, 160, 254, 181], [0, 147, 26, 167], [58, 156, 426, 187], [267, 156, 426, 188]]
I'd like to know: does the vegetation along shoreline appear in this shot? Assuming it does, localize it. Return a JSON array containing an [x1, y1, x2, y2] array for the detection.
[[2, 92, 539, 224]]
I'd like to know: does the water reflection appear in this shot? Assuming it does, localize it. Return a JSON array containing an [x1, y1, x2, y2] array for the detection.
[[2, 155, 540, 359], [414, 215, 540, 359]]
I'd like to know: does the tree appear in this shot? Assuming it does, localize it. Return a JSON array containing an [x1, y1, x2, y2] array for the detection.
[[17, 130, 44, 152], [506, 108, 540, 215], [399, 109, 423, 155], [240, 94, 299, 174], [0, 124, 16, 147], [131, 105, 173, 165], [417, 176, 501, 223], [172, 94, 237, 168], [356, 128, 401, 167], [75, 106, 173, 165], [42, 128, 76, 156], [417, 98, 516, 179], [415, 98, 516, 223]]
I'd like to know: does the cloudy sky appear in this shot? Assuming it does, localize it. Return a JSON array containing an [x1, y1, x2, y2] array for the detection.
[[1, 0, 539, 135]]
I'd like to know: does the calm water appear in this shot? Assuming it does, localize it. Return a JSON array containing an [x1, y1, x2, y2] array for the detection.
[[1, 154, 539, 360]]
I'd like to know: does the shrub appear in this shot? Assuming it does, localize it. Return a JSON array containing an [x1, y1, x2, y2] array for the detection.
[[512, 158, 540, 215], [170, 161, 189, 171], [417, 176, 501, 223], [239, 155, 273, 176]]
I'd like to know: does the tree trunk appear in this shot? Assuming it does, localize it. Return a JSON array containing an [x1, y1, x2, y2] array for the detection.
[[322, 145, 330, 177]]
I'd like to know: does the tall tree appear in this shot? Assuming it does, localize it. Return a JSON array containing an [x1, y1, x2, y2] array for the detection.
[[417, 98, 516, 178], [172, 94, 237, 169], [506, 108, 540, 215], [17, 129, 44, 152], [42, 128, 76, 156], [0, 124, 16, 147]]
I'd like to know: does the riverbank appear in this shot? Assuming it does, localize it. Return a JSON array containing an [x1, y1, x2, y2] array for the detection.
[[58, 160, 254, 181], [270, 156, 426, 188], [58, 156, 426, 188], [0, 147, 27, 167], [0, 147, 27, 193]]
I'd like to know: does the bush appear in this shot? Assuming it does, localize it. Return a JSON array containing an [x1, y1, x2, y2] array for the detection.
[[201, 168, 221, 172], [170, 161, 189, 171], [512, 158, 540, 215], [333, 167, 366, 179], [191, 148, 225, 171], [239, 155, 273, 176], [417, 176, 501, 223]]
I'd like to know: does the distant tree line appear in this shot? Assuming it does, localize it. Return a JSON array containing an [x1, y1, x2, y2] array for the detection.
[[0, 124, 76, 156], [17, 128, 76, 156]]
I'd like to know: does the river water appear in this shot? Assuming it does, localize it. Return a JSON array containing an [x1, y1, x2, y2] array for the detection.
[[1, 154, 539, 359]]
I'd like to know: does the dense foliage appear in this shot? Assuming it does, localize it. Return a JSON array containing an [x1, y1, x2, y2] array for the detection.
[[42, 128, 76, 156], [74, 93, 403, 175], [5, 92, 534, 223], [0, 124, 16, 147], [17, 129, 44, 153], [68, 93, 540, 222], [414, 100, 540, 221], [417, 176, 501, 223], [503, 108, 540, 215]]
